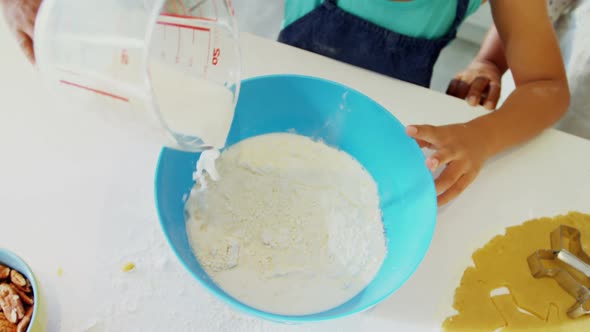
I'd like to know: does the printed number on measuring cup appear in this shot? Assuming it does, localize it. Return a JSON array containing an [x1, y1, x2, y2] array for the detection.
[[212, 48, 221, 66], [121, 49, 129, 65]]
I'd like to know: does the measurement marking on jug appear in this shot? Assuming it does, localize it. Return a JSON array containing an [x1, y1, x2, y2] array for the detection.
[[160, 13, 216, 21], [59, 80, 129, 102], [212, 48, 220, 65], [212, 0, 218, 21], [156, 21, 210, 32], [121, 49, 129, 65]]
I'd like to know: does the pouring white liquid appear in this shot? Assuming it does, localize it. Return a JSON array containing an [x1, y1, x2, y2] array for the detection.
[[149, 62, 236, 150]]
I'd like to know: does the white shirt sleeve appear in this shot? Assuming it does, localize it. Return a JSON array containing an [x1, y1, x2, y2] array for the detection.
[[547, 0, 576, 22], [552, 0, 590, 139], [499, 0, 590, 140]]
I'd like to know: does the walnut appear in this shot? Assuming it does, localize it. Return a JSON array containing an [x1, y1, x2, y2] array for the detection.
[[0, 266, 9, 280], [11, 288, 32, 307], [0, 265, 34, 331], [0, 314, 16, 332], [0, 284, 24, 324], [7, 272, 25, 290], [11, 282, 30, 296], [15, 307, 32, 332]]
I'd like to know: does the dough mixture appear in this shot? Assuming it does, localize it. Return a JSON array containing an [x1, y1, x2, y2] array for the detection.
[[185, 133, 387, 315], [444, 211, 590, 331]]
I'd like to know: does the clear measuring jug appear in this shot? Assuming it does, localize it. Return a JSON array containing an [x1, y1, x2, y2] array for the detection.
[[34, 0, 241, 151]]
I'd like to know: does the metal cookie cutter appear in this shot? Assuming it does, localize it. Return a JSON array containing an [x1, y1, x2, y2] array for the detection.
[[528, 225, 590, 319]]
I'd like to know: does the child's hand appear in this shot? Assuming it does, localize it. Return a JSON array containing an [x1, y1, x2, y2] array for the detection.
[[1, 0, 42, 63], [406, 123, 491, 206], [446, 59, 502, 110]]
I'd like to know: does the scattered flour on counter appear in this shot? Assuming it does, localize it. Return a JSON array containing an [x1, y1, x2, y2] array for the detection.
[[185, 133, 387, 315]]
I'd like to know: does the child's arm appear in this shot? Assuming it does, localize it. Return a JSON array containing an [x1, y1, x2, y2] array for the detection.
[[407, 0, 570, 206], [446, 25, 507, 110]]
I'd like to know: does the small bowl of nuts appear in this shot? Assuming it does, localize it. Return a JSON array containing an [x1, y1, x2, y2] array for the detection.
[[0, 249, 39, 332]]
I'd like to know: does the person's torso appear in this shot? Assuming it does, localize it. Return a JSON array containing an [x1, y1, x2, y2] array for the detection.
[[283, 0, 482, 39]]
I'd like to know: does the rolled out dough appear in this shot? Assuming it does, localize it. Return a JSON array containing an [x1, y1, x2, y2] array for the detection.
[[443, 211, 590, 331]]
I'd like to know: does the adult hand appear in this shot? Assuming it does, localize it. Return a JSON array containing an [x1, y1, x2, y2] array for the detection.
[[1, 0, 42, 63]]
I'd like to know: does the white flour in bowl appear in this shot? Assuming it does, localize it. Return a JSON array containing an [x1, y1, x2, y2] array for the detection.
[[185, 133, 387, 315]]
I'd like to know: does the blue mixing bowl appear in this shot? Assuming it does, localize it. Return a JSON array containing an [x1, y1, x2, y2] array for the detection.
[[155, 74, 437, 322]]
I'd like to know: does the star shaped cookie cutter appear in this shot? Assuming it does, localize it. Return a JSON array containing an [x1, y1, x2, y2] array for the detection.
[[528, 225, 590, 319]]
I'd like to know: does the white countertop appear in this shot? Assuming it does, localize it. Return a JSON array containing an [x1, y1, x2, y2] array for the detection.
[[1, 20, 590, 332]]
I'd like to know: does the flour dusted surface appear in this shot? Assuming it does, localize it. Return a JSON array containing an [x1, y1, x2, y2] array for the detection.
[[186, 133, 386, 315]]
